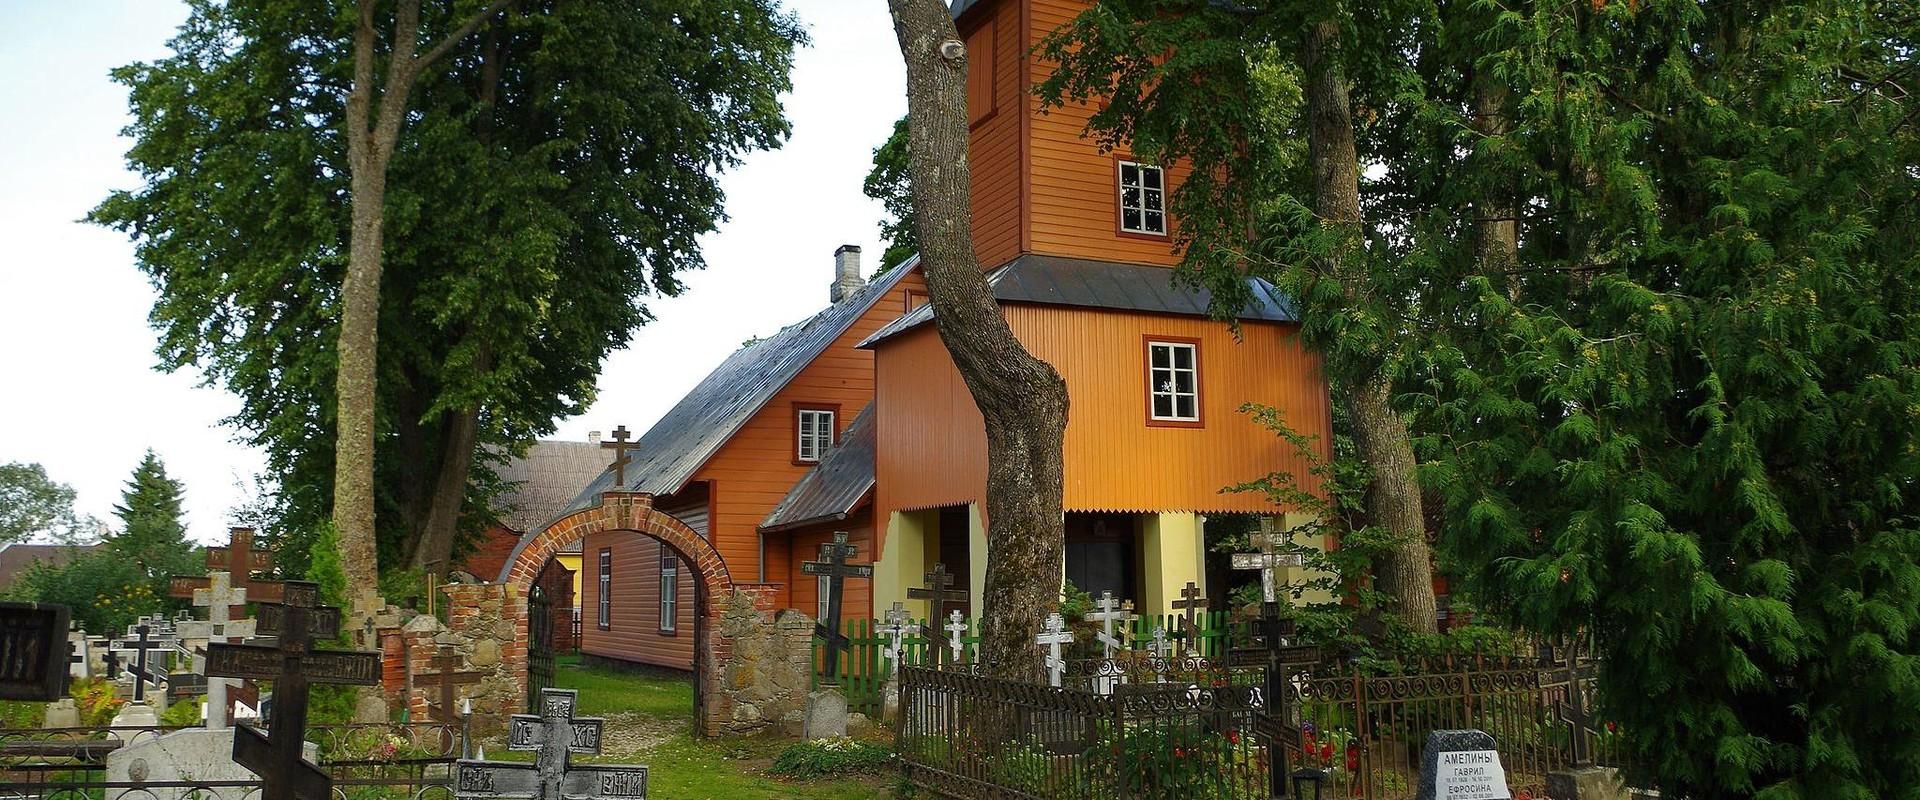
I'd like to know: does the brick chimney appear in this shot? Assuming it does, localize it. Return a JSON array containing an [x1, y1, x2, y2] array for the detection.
[[830, 245, 864, 303]]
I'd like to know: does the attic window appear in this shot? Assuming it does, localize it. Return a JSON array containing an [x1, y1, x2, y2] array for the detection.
[[795, 406, 837, 463], [1118, 161, 1167, 236]]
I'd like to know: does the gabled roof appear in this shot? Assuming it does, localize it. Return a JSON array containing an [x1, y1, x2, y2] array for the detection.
[[561, 258, 920, 515], [858, 254, 1298, 348], [759, 404, 876, 533], [491, 440, 611, 533], [0, 543, 99, 589]]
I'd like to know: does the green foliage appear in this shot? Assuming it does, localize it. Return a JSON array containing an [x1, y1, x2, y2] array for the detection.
[[862, 116, 917, 272], [1042, 1, 1920, 796], [110, 451, 197, 609], [0, 462, 83, 543], [10, 453, 191, 632], [769, 737, 893, 780], [70, 678, 125, 727], [90, 0, 807, 569], [305, 521, 359, 724], [159, 695, 204, 727]]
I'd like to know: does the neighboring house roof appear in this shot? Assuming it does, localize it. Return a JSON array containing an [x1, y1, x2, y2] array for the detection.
[[759, 404, 877, 533], [561, 258, 922, 515], [0, 543, 99, 588], [493, 440, 614, 533], [858, 254, 1298, 348]]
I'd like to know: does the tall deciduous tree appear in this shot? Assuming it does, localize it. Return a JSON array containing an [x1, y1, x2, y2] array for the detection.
[[94, 1, 805, 590], [887, 0, 1070, 680], [0, 462, 82, 544]]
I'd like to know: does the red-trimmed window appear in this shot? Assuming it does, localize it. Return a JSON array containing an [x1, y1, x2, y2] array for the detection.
[[1146, 339, 1201, 425]]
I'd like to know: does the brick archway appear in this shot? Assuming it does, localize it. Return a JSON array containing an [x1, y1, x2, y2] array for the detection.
[[501, 491, 734, 736]]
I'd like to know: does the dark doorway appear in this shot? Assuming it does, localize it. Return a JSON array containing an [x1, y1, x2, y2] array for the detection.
[[1065, 512, 1137, 601], [935, 506, 973, 619]]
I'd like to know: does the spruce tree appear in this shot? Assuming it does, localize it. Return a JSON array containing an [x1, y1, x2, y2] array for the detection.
[[109, 451, 199, 608]]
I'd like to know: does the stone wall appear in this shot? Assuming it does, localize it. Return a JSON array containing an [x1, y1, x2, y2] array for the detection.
[[716, 591, 816, 735], [407, 583, 526, 733]]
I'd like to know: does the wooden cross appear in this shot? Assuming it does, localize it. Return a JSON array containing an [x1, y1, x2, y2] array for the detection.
[[1083, 591, 1132, 659], [111, 618, 176, 704], [175, 528, 285, 613], [1552, 637, 1601, 768], [873, 602, 919, 678], [943, 610, 969, 666], [1170, 581, 1208, 655], [422, 646, 486, 724], [1232, 532, 1306, 605], [452, 688, 650, 800], [798, 532, 872, 683], [601, 426, 639, 488], [907, 563, 969, 666], [1035, 612, 1075, 687], [207, 581, 381, 800]]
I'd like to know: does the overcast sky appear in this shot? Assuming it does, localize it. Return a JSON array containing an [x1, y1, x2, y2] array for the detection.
[[0, 1, 906, 542]]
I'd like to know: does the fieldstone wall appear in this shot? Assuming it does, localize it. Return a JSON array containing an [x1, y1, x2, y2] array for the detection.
[[716, 594, 815, 735], [413, 583, 525, 733]]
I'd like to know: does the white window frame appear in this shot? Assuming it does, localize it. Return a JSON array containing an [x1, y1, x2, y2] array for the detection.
[[817, 574, 832, 623], [596, 549, 612, 630], [796, 408, 836, 463], [1118, 160, 1167, 236], [1148, 340, 1201, 422], [658, 551, 679, 633]]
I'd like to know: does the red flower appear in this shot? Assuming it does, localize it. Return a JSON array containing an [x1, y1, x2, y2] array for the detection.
[[1320, 742, 1335, 761], [1605, 721, 1618, 733], [1175, 748, 1187, 758], [1345, 744, 1359, 771], [1303, 732, 1316, 750], [1226, 730, 1242, 745]]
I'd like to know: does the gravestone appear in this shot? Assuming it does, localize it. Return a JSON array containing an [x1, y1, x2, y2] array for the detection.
[[0, 601, 73, 701], [454, 687, 649, 800], [801, 686, 848, 741], [907, 564, 968, 667], [873, 602, 919, 722], [111, 618, 178, 726], [1035, 613, 1074, 688], [170, 570, 258, 729], [799, 531, 871, 682], [44, 698, 79, 727], [1417, 730, 1511, 800], [106, 728, 319, 800]]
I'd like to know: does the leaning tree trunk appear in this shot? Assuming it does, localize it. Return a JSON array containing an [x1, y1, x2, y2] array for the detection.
[[888, 0, 1070, 681], [1301, 19, 1439, 634]]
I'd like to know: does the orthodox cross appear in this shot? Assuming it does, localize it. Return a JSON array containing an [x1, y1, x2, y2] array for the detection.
[[453, 687, 650, 800], [601, 426, 639, 488], [111, 619, 176, 704], [177, 527, 285, 613], [1232, 532, 1307, 606], [943, 611, 969, 665], [1552, 637, 1601, 768], [798, 532, 872, 682], [422, 646, 486, 724], [1169, 582, 1208, 656], [873, 602, 919, 678], [1083, 592, 1132, 659], [68, 626, 89, 680], [1147, 625, 1173, 660], [1035, 613, 1075, 688], [907, 563, 969, 666], [207, 581, 381, 800], [173, 570, 257, 729]]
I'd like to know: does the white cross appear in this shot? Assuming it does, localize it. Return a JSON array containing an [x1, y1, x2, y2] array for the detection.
[[187, 570, 252, 730], [1083, 592, 1132, 659], [874, 602, 920, 678], [1231, 531, 1307, 604], [944, 610, 969, 665], [1035, 613, 1075, 688], [1147, 626, 1173, 683]]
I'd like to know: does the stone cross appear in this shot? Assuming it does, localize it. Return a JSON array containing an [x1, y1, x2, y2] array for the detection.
[[422, 646, 486, 724], [601, 425, 638, 487], [452, 687, 650, 800], [207, 581, 381, 800], [799, 532, 872, 682], [1035, 613, 1075, 688], [174, 570, 256, 729], [907, 563, 969, 666], [112, 618, 176, 704], [1232, 532, 1306, 605], [1170, 581, 1208, 656], [1083, 591, 1132, 659], [943, 610, 969, 665], [873, 602, 919, 678], [1147, 625, 1172, 660]]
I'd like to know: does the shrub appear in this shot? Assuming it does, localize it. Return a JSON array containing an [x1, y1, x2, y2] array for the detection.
[[71, 678, 124, 727], [159, 695, 203, 726], [769, 737, 893, 779]]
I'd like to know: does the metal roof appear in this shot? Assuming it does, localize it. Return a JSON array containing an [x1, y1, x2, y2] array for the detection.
[[858, 254, 1298, 348], [559, 258, 920, 516], [490, 440, 612, 533], [759, 404, 876, 533]]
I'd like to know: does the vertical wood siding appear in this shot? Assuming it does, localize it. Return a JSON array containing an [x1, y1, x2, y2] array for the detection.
[[966, 0, 1025, 270]]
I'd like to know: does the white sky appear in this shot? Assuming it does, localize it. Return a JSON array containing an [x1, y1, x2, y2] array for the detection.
[[0, 1, 906, 542]]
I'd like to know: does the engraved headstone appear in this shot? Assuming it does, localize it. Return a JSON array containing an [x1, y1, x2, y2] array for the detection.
[[454, 688, 649, 800], [1417, 730, 1511, 800], [0, 601, 72, 701]]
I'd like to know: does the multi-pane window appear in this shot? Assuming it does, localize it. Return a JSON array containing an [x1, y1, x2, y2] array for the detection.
[[1118, 161, 1167, 235], [596, 549, 612, 630], [1148, 341, 1200, 422], [817, 574, 832, 623], [658, 551, 679, 633], [796, 408, 836, 463]]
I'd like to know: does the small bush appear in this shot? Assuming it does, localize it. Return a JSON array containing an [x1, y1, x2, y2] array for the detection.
[[769, 737, 893, 779], [160, 695, 203, 726]]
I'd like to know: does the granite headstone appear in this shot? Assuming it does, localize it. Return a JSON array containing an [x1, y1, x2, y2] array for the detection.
[[1417, 729, 1511, 800]]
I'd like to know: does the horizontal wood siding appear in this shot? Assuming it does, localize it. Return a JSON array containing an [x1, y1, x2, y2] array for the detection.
[[690, 269, 927, 610], [967, 0, 1025, 270], [1023, 0, 1187, 267], [784, 509, 876, 623], [577, 494, 708, 670]]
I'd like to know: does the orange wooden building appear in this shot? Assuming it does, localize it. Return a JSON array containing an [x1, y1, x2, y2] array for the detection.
[[569, 0, 1331, 671]]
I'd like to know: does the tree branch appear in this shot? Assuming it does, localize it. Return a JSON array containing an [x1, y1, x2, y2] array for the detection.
[[413, 0, 518, 78]]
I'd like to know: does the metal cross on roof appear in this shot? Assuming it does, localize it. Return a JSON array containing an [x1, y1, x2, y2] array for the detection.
[[873, 602, 919, 678], [1083, 591, 1132, 659], [601, 426, 639, 488], [907, 563, 968, 666], [1232, 531, 1307, 605], [423, 646, 486, 724], [453, 688, 650, 800], [207, 581, 381, 800], [1035, 613, 1075, 688], [1170, 582, 1208, 656], [799, 532, 872, 683]]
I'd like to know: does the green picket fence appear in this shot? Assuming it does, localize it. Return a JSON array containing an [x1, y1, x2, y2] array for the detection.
[[811, 609, 1247, 717]]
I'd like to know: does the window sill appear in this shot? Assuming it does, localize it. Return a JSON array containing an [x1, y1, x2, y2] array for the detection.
[[1146, 418, 1204, 429]]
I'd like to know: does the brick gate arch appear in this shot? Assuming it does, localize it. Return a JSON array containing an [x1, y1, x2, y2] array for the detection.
[[500, 492, 734, 736]]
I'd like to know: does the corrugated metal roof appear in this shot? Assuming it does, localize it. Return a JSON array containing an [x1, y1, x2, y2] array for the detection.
[[491, 440, 611, 533], [759, 404, 876, 533], [559, 258, 920, 517], [858, 254, 1298, 348]]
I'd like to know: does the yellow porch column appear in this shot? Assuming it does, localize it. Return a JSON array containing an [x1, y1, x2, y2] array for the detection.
[[1276, 511, 1337, 606], [968, 504, 988, 620], [1140, 512, 1207, 616], [874, 510, 934, 620]]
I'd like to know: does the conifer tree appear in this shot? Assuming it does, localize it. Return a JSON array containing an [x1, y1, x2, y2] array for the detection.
[[109, 451, 199, 606]]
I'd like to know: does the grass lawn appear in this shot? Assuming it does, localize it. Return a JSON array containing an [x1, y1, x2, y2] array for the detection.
[[547, 654, 898, 799]]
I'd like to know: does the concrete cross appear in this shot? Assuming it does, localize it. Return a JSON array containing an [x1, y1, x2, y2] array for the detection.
[[1035, 612, 1075, 688], [422, 646, 486, 724], [600, 425, 639, 488], [177, 570, 255, 729], [68, 626, 89, 680], [943, 610, 969, 666], [452, 687, 650, 800], [1083, 591, 1132, 659], [873, 602, 920, 677], [908, 563, 969, 666], [799, 531, 872, 682], [1146, 625, 1173, 683], [1231, 531, 1307, 605], [1170, 582, 1208, 656]]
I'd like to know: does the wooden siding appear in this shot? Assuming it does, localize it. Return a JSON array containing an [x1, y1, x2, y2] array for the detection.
[[689, 269, 927, 610], [577, 492, 707, 670], [966, 0, 1025, 270], [874, 304, 1332, 554], [784, 509, 876, 623]]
